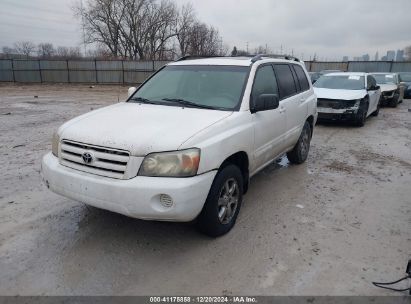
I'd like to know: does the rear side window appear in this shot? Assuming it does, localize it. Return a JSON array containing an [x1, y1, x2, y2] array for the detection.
[[273, 64, 298, 99], [251, 65, 279, 102], [293, 65, 310, 91]]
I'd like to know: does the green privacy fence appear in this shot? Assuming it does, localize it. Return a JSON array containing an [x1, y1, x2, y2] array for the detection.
[[1, 59, 411, 83], [0, 59, 170, 84]]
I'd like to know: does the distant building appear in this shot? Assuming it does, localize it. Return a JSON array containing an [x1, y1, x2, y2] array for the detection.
[[353, 56, 362, 61], [342, 56, 349, 62], [374, 52, 379, 61], [396, 50, 404, 61], [362, 54, 370, 61], [387, 50, 395, 61], [381, 55, 388, 61]]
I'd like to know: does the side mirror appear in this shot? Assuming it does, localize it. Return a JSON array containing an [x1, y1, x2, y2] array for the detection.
[[369, 85, 380, 91], [128, 87, 137, 98], [251, 94, 280, 113], [374, 85, 380, 90]]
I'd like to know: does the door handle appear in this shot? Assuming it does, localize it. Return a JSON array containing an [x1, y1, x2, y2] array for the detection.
[[300, 97, 306, 103], [279, 107, 286, 114]]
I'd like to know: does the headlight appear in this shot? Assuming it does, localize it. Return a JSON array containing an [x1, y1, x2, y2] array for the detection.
[[52, 131, 60, 156], [138, 148, 200, 177]]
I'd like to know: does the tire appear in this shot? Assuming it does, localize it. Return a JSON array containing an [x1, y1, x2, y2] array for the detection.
[[196, 164, 243, 237], [389, 96, 399, 108], [286, 121, 311, 164], [354, 101, 368, 127], [371, 99, 380, 117]]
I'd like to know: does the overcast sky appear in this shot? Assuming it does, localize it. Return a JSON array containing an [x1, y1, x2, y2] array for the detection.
[[1, 0, 410, 60]]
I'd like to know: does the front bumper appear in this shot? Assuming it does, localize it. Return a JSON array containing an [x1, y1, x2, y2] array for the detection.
[[41, 152, 216, 222], [317, 107, 358, 121]]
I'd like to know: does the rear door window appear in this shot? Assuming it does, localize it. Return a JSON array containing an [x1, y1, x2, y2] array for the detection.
[[273, 64, 298, 99]]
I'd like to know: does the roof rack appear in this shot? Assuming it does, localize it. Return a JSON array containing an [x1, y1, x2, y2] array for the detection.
[[251, 54, 301, 63], [175, 55, 225, 61], [174, 54, 301, 63]]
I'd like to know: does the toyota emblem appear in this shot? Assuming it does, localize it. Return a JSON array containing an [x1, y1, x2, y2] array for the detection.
[[82, 152, 94, 164]]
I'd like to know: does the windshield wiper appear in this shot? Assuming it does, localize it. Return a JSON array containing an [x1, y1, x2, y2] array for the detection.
[[129, 97, 159, 105], [162, 98, 221, 110]]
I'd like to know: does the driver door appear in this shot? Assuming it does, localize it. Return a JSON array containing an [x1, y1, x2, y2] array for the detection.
[[367, 75, 380, 115], [251, 65, 287, 172]]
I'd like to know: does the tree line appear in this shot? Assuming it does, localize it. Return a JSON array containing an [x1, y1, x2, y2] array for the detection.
[[74, 0, 227, 60]]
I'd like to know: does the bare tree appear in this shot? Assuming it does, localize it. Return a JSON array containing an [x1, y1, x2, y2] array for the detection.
[[38, 43, 55, 58], [175, 3, 195, 57], [56, 46, 82, 58], [2, 46, 15, 56], [74, 0, 226, 60], [14, 41, 36, 58]]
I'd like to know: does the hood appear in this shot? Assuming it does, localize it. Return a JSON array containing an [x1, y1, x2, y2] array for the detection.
[[313, 88, 367, 100], [378, 84, 397, 92], [59, 102, 232, 156]]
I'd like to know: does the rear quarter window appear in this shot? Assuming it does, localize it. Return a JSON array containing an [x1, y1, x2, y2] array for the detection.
[[293, 65, 310, 91]]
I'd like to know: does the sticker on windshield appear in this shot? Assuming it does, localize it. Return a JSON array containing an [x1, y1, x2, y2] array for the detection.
[[349, 75, 360, 80], [386, 75, 394, 78]]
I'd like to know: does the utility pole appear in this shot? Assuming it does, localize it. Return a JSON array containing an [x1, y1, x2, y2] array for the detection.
[[280, 45, 283, 55], [246, 42, 249, 54]]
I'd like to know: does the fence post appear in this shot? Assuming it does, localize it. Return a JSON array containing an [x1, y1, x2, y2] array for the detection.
[[95, 59, 98, 83], [389, 60, 394, 72], [11, 59, 15, 82], [38, 59, 43, 83], [122, 60, 125, 84], [67, 60, 70, 83], [152, 60, 155, 72]]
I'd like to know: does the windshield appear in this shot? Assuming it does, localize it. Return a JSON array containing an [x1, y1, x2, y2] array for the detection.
[[314, 75, 365, 90], [372, 74, 396, 84], [130, 65, 250, 110], [399, 73, 411, 82]]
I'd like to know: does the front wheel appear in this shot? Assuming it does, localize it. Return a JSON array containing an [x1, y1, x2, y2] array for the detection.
[[287, 121, 311, 164], [196, 165, 243, 237], [354, 102, 368, 127]]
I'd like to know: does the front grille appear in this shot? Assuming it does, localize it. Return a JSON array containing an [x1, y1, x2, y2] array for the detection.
[[60, 140, 130, 179], [383, 90, 395, 97], [317, 98, 357, 109]]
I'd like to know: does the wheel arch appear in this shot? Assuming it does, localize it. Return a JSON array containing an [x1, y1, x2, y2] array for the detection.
[[220, 151, 250, 194], [306, 115, 315, 137]]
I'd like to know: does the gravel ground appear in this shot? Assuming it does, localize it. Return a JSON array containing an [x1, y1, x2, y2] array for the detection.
[[0, 83, 410, 296]]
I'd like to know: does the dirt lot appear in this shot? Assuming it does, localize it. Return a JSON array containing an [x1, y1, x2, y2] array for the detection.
[[0, 84, 410, 296]]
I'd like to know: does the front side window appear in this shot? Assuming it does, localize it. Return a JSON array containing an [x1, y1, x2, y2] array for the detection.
[[273, 64, 298, 99], [367, 76, 377, 89], [251, 65, 279, 103], [130, 65, 250, 111], [314, 75, 366, 90], [372, 74, 396, 85]]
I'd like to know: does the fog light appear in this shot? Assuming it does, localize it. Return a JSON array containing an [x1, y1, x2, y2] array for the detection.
[[160, 194, 173, 208]]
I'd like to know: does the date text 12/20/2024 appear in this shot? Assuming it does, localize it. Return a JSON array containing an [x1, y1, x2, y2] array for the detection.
[[149, 297, 258, 303]]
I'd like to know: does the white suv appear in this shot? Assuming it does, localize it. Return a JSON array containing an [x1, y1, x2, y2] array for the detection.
[[41, 55, 317, 236]]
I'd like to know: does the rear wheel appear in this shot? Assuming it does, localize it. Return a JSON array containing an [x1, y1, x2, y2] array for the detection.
[[371, 99, 380, 117], [196, 164, 243, 237], [287, 121, 311, 164]]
